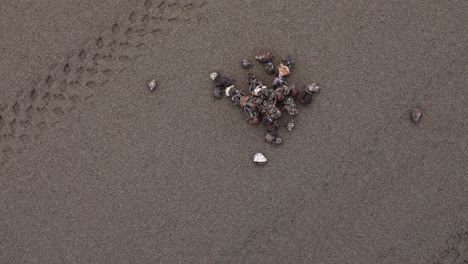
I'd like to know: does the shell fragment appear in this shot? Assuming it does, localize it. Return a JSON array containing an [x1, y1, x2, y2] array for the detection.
[[148, 80, 158, 91], [253, 153, 267, 165]]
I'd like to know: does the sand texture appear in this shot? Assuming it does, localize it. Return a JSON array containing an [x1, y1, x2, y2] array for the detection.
[[1, 0, 468, 263]]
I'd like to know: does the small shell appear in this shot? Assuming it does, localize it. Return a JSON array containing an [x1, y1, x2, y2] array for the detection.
[[255, 51, 273, 63], [264, 62, 275, 75], [265, 133, 275, 143], [272, 77, 286, 88], [241, 59, 252, 69], [272, 137, 282, 145], [247, 73, 257, 84], [302, 93, 313, 105], [411, 108, 422, 123], [148, 80, 158, 91], [253, 153, 267, 165], [249, 117, 260, 125], [282, 55, 294, 68], [287, 121, 295, 131], [278, 63, 290, 77], [252, 85, 266, 97], [291, 85, 299, 98], [305, 83, 320, 94], [225, 85, 234, 97], [210, 72, 219, 81]]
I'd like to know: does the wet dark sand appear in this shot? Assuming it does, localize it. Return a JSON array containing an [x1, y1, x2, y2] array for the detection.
[[1, 0, 467, 263]]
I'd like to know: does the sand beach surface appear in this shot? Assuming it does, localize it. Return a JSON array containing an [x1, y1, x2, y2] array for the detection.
[[1, 0, 467, 263]]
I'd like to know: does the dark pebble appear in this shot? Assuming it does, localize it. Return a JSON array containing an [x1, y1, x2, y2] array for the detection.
[[302, 93, 313, 105], [216, 77, 233, 89]]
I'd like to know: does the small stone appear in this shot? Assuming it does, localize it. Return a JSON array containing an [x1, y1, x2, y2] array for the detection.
[[265, 133, 275, 143], [253, 153, 267, 165], [305, 83, 320, 94], [148, 80, 157, 91], [287, 121, 295, 131], [264, 62, 275, 75], [302, 93, 313, 105], [282, 55, 294, 68], [411, 108, 422, 123], [210, 72, 219, 81], [216, 77, 233, 89], [291, 85, 299, 98], [241, 59, 252, 69], [213, 87, 222, 98]]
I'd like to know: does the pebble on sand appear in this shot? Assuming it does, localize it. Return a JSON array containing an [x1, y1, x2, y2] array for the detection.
[[148, 79, 158, 91], [411, 107, 422, 123], [253, 153, 267, 165]]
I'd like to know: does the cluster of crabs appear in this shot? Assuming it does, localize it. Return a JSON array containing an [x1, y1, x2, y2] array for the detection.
[[210, 51, 320, 145]]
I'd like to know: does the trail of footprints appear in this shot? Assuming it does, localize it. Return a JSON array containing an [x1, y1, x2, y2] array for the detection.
[[0, 0, 207, 166], [0, 0, 467, 262], [432, 227, 468, 264]]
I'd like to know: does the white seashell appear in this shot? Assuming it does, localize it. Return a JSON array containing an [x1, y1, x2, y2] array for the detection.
[[252, 85, 267, 96], [253, 153, 267, 165], [225, 85, 234, 97], [148, 80, 157, 91], [252, 87, 262, 96], [305, 83, 320, 94], [210, 72, 219, 81]]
